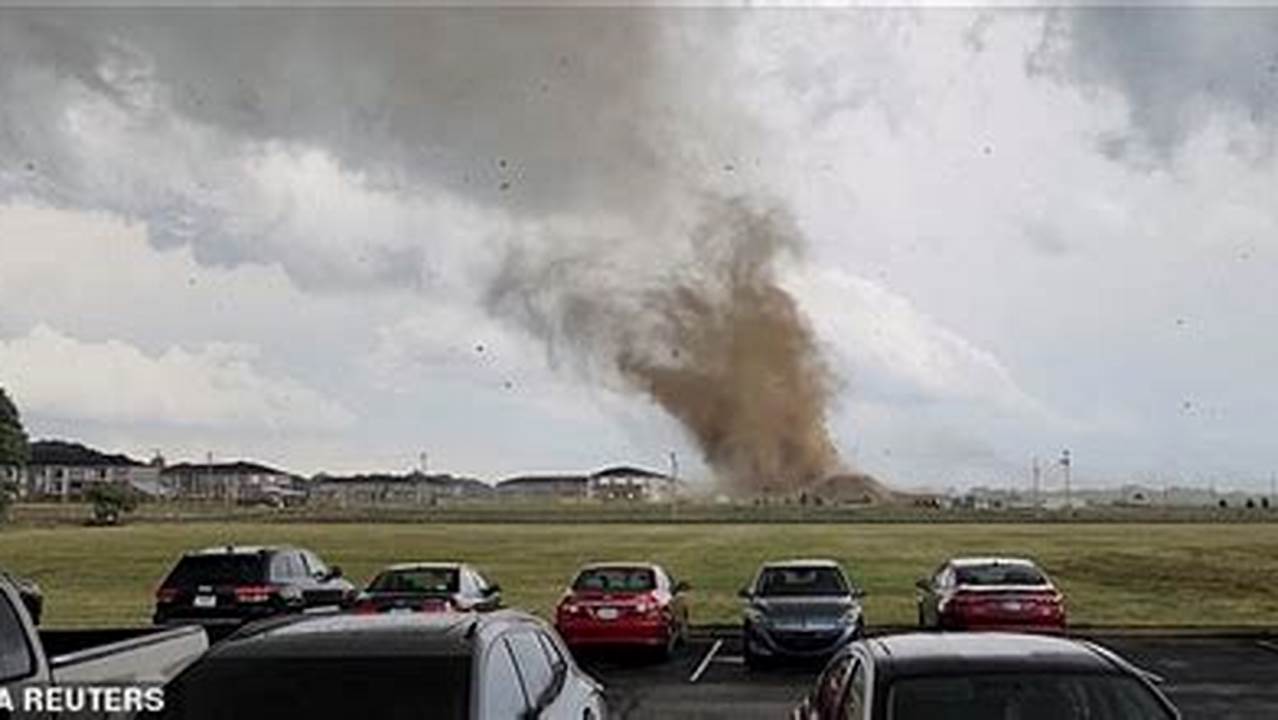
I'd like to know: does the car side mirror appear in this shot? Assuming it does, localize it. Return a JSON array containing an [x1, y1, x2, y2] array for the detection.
[[737, 587, 752, 599], [673, 581, 691, 594], [484, 584, 502, 596], [852, 587, 868, 599], [327, 566, 343, 580], [914, 578, 930, 592]]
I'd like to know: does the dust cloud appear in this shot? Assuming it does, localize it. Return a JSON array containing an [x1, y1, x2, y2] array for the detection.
[[487, 197, 841, 495]]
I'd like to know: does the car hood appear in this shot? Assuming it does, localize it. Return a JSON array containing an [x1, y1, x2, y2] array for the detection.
[[751, 596, 859, 623]]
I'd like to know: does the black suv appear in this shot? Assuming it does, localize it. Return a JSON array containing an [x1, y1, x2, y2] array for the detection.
[[153, 545, 355, 627]]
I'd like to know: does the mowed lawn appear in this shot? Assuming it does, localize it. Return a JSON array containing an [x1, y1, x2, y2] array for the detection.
[[1, 522, 1276, 628]]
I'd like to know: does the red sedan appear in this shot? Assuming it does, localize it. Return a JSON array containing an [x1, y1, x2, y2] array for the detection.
[[916, 557, 1066, 632], [555, 563, 690, 658]]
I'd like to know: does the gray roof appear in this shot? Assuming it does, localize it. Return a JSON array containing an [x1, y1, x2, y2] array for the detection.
[[870, 632, 1115, 678]]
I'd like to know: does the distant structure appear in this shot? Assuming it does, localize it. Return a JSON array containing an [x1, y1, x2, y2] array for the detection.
[[11, 440, 165, 500], [496, 466, 684, 503], [161, 460, 299, 505], [496, 473, 590, 500], [806, 472, 896, 505], [308, 471, 493, 507], [589, 465, 683, 502]]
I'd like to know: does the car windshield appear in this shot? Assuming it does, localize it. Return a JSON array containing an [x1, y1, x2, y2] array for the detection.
[[955, 564, 1047, 587], [163, 556, 266, 587], [156, 656, 470, 720], [757, 567, 848, 597], [573, 568, 655, 593], [368, 568, 460, 594], [888, 673, 1173, 720]]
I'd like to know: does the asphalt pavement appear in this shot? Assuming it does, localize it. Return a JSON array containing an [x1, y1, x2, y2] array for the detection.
[[583, 632, 1278, 719]]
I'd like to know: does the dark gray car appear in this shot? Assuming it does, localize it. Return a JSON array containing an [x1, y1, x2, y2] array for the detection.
[[740, 559, 866, 669]]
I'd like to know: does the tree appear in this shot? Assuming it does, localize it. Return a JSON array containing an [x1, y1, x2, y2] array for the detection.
[[86, 483, 138, 526], [0, 387, 29, 466]]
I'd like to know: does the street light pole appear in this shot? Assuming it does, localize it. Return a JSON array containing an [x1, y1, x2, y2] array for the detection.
[[1060, 449, 1072, 510]]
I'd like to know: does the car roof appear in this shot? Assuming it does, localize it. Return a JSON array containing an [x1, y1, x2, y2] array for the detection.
[[577, 562, 660, 572], [761, 558, 842, 569], [211, 610, 544, 660], [187, 545, 293, 556], [867, 633, 1118, 679], [949, 557, 1037, 568], [382, 562, 465, 572]]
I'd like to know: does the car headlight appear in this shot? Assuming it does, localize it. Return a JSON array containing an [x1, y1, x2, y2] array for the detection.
[[841, 608, 862, 625]]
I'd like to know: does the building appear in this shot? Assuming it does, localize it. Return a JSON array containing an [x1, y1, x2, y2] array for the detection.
[[495, 466, 685, 502], [14, 440, 164, 500], [588, 466, 683, 502], [495, 474, 590, 500], [308, 472, 493, 506], [161, 461, 297, 504]]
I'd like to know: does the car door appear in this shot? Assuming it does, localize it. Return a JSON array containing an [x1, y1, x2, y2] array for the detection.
[[918, 564, 949, 628], [469, 568, 502, 611], [455, 568, 483, 611], [267, 552, 306, 610], [299, 550, 348, 607]]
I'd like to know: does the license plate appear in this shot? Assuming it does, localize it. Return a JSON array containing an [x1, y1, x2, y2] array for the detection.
[[388, 607, 414, 614], [194, 595, 217, 608], [596, 607, 619, 620], [1002, 601, 1023, 612]]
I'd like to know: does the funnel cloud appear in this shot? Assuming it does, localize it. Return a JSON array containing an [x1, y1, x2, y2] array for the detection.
[[488, 197, 841, 494]]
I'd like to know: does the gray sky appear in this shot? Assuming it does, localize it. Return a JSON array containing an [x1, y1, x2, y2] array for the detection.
[[0, 7, 1276, 491]]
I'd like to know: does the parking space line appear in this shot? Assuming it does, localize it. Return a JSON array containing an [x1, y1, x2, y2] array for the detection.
[[689, 639, 724, 684], [713, 654, 744, 665], [1255, 640, 1278, 656]]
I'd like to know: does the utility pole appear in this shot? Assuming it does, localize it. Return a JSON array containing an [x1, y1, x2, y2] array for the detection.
[[1031, 457, 1041, 517], [668, 451, 679, 521], [1060, 449, 1072, 511]]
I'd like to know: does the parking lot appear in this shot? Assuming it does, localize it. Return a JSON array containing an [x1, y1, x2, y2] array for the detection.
[[586, 632, 1278, 719]]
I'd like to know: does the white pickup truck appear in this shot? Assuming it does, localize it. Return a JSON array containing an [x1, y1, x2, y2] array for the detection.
[[0, 571, 208, 718]]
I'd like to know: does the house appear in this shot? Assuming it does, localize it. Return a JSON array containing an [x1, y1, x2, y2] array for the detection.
[[309, 472, 492, 506], [161, 461, 296, 504], [15, 440, 164, 500], [495, 474, 590, 499], [588, 466, 683, 502]]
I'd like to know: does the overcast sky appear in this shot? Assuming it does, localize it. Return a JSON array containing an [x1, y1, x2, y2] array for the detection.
[[0, 7, 1276, 492]]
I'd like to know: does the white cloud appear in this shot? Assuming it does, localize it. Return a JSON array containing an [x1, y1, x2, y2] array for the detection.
[[787, 265, 1049, 417], [0, 325, 354, 430]]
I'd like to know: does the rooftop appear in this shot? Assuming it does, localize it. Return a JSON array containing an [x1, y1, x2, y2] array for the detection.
[[950, 557, 1037, 568], [212, 613, 478, 659], [870, 632, 1114, 678]]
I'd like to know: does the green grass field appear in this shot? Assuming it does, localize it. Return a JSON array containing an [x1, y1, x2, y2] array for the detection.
[[2, 522, 1276, 628]]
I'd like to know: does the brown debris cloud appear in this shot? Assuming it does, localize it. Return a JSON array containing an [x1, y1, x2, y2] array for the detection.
[[486, 197, 841, 494]]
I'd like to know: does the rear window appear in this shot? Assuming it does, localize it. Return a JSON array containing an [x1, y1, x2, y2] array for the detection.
[[888, 673, 1173, 720], [163, 555, 268, 587], [157, 655, 470, 720], [955, 564, 1047, 587], [757, 567, 848, 597], [573, 567, 655, 592], [368, 568, 460, 594]]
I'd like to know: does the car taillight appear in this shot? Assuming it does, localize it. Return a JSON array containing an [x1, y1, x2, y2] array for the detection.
[[234, 585, 277, 604], [155, 587, 179, 604], [558, 598, 583, 616], [353, 600, 379, 615]]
